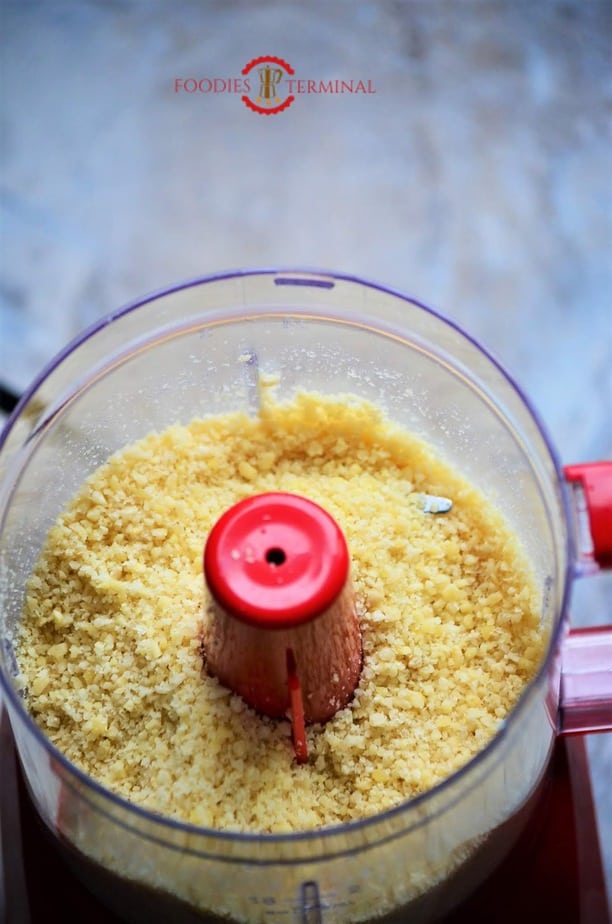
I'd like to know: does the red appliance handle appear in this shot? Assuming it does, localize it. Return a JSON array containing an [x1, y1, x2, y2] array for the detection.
[[564, 461, 612, 570], [559, 626, 612, 735], [557, 461, 612, 735]]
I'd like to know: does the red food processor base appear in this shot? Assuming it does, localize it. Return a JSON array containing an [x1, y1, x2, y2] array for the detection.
[[1, 713, 609, 924]]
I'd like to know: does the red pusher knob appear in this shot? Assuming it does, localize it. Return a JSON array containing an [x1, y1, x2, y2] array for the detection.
[[202, 493, 363, 762]]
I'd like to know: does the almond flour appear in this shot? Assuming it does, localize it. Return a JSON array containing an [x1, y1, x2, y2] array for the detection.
[[17, 391, 546, 833]]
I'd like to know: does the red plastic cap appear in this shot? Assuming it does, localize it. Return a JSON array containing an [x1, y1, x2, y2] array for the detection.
[[203, 492, 350, 629]]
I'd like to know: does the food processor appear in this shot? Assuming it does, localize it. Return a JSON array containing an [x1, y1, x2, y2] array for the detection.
[[0, 269, 610, 923]]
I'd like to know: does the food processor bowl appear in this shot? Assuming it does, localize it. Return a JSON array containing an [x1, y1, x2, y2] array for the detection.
[[1, 270, 610, 923]]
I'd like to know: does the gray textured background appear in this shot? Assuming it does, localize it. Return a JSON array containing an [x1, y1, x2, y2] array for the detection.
[[1, 0, 611, 912]]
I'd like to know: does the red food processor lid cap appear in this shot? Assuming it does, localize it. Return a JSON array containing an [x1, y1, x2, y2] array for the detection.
[[204, 492, 349, 629]]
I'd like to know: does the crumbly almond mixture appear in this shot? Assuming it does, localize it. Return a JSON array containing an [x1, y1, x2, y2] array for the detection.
[[17, 391, 546, 833]]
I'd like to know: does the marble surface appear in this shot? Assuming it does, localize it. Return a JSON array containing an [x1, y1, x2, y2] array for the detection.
[[1, 0, 611, 912]]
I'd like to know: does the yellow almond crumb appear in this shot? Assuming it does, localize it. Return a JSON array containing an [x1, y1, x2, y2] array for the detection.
[[15, 390, 546, 835]]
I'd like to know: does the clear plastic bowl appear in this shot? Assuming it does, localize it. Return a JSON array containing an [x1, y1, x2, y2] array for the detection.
[[0, 270, 609, 923]]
